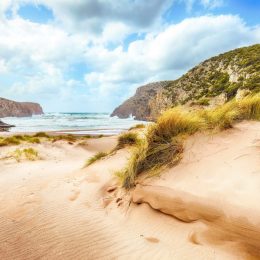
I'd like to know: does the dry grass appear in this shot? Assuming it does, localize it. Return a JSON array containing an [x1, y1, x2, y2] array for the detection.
[[116, 132, 140, 149], [84, 152, 108, 167], [33, 132, 50, 138], [11, 148, 39, 162], [117, 93, 260, 188], [0, 133, 100, 147], [129, 124, 145, 130]]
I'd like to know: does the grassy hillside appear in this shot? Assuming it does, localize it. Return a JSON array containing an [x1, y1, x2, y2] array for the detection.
[[112, 44, 260, 120], [164, 44, 260, 104]]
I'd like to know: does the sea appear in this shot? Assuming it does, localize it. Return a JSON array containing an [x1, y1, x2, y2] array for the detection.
[[2, 113, 147, 135]]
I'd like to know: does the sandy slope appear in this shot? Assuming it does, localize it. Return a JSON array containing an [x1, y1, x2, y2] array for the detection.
[[0, 122, 259, 259]]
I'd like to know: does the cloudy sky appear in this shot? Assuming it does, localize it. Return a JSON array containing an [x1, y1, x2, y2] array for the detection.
[[0, 0, 259, 112]]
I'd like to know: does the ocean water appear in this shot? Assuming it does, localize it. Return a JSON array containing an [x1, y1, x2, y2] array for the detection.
[[2, 113, 147, 135]]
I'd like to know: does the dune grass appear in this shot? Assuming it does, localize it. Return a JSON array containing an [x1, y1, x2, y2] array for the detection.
[[11, 148, 39, 162], [116, 132, 140, 150], [84, 152, 108, 167], [33, 132, 50, 138], [129, 124, 145, 130], [0, 132, 101, 147], [117, 93, 260, 188]]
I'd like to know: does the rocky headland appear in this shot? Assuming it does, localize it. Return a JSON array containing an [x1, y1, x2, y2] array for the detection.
[[0, 97, 43, 118], [111, 44, 260, 120]]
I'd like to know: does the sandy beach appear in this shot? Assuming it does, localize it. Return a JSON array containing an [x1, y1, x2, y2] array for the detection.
[[0, 120, 259, 259]]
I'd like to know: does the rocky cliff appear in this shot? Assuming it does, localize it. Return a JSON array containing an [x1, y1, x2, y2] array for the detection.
[[111, 81, 171, 120], [0, 97, 43, 118], [111, 44, 260, 120]]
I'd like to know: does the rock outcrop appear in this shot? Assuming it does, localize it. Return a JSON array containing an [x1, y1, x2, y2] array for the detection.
[[0, 120, 14, 131], [0, 97, 43, 118], [111, 81, 171, 121], [111, 44, 260, 120]]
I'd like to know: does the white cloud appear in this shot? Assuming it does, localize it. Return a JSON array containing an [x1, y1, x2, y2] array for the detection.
[[83, 15, 260, 108], [0, 0, 259, 112]]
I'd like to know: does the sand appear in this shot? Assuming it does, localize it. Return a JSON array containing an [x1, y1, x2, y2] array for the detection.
[[0, 121, 259, 259]]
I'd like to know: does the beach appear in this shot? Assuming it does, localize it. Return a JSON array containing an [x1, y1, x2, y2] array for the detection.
[[0, 120, 259, 259]]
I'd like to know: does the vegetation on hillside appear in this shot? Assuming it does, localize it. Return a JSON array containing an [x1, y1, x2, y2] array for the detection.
[[117, 93, 260, 188], [164, 44, 260, 106]]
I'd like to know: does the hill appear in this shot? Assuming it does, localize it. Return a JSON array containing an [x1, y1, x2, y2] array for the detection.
[[0, 97, 43, 118], [111, 44, 260, 120]]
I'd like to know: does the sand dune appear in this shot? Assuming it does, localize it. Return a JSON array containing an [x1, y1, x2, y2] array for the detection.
[[0, 122, 259, 259]]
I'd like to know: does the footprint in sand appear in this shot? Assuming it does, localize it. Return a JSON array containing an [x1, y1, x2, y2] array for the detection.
[[189, 231, 201, 245], [144, 236, 160, 243], [68, 189, 80, 201]]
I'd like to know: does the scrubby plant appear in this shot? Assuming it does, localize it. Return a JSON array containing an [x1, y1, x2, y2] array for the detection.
[[238, 94, 260, 120], [198, 101, 239, 130], [117, 93, 260, 188], [129, 124, 145, 130], [34, 132, 49, 138], [116, 132, 140, 149], [0, 136, 21, 146], [11, 148, 39, 162], [85, 152, 108, 167], [193, 97, 210, 106], [52, 134, 77, 143]]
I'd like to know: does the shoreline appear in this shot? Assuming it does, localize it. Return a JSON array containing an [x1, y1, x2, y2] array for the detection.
[[0, 128, 130, 137]]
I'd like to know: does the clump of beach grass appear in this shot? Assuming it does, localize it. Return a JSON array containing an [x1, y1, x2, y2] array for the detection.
[[52, 134, 77, 143], [0, 136, 21, 146], [11, 148, 39, 162], [84, 152, 108, 167], [129, 124, 145, 130], [34, 132, 50, 138], [117, 93, 260, 189], [116, 132, 140, 150]]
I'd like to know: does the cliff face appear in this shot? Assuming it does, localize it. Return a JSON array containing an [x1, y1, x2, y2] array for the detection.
[[0, 97, 43, 118], [111, 44, 260, 120], [111, 81, 171, 121]]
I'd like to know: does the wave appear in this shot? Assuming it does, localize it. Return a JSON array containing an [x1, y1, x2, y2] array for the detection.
[[3, 112, 146, 134]]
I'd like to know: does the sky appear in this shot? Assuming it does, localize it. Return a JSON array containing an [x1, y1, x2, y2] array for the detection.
[[0, 0, 259, 113]]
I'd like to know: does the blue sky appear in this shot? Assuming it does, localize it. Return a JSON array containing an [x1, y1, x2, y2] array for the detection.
[[0, 0, 259, 112]]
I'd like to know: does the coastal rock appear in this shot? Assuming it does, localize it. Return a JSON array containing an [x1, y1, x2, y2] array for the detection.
[[111, 44, 260, 121], [0, 97, 43, 117], [111, 81, 171, 121], [0, 120, 14, 131]]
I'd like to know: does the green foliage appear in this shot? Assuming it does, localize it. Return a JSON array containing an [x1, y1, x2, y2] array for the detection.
[[163, 44, 260, 106], [192, 97, 210, 106]]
